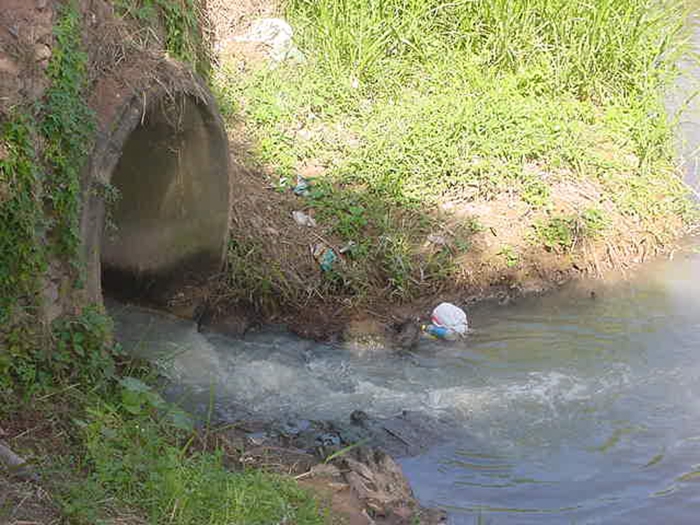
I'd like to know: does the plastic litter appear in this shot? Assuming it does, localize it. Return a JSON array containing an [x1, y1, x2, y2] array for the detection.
[[425, 302, 468, 340], [427, 233, 447, 246], [293, 176, 311, 196], [232, 18, 304, 63], [339, 241, 356, 254], [313, 244, 338, 272], [292, 210, 316, 227], [423, 324, 459, 341], [316, 433, 341, 447], [319, 250, 337, 272]]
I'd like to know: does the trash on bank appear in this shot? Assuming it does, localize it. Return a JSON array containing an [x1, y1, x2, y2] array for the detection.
[[423, 324, 459, 341], [426, 233, 447, 246], [293, 175, 311, 196], [424, 302, 468, 340], [339, 241, 356, 254], [292, 210, 316, 227], [232, 18, 304, 63], [313, 243, 338, 272]]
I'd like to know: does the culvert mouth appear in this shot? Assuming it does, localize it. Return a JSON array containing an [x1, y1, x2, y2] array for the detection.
[[80, 76, 230, 312]]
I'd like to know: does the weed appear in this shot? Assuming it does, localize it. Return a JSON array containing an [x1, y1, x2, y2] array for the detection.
[[286, 0, 688, 98], [534, 216, 575, 252], [580, 208, 608, 237], [222, 237, 298, 312], [522, 178, 552, 209], [323, 438, 369, 464], [0, 116, 46, 325], [41, 0, 95, 263], [534, 208, 608, 252], [498, 245, 520, 268], [114, 0, 210, 77]]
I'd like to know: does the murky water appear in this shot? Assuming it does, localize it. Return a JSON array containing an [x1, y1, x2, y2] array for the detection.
[[110, 247, 700, 524]]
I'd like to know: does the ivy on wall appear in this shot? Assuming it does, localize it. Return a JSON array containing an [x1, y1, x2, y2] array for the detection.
[[1, 1, 98, 387], [41, 0, 95, 263], [0, 117, 47, 325]]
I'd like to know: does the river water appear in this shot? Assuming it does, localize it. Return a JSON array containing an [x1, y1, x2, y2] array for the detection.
[[109, 12, 700, 525], [110, 247, 700, 524]]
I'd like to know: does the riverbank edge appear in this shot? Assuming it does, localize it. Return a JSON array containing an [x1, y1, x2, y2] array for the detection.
[[0, 382, 447, 524], [197, 229, 698, 345]]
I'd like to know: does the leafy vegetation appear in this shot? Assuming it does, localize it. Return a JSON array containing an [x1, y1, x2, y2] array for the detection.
[[498, 245, 520, 268], [56, 379, 324, 525], [1, 307, 119, 395], [534, 209, 608, 253], [1, 0, 94, 323], [1, 0, 98, 384], [1, 362, 327, 524], [41, 0, 95, 262], [213, 0, 696, 303], [0, 116, 46, 326]]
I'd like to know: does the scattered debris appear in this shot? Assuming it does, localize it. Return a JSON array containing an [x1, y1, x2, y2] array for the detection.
[[316, 433, 341, 447], [293, 175, 312, 196], [426, 233, 447, 246], [232, 18, 304, 63], [424, 302, 469, 340], [0, 440, 38, 481], [339, 241, 356, 254], [313, 244, 339, 272], [336, 447, 447, 523], [292, 210, 317, 227]]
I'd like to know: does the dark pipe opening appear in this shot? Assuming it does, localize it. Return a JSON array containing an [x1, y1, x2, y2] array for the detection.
[[100, 94, 229, 309]]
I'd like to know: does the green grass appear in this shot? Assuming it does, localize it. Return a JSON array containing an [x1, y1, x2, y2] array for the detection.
[[1, 363, 327, 525], [534, 209, 608, 253], [213, 0, 697, 302], [64, 399, 325, 524], [114, 0, 210, 77]]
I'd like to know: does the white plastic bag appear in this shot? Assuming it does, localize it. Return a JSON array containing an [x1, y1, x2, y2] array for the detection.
[[431, 302, 468, 336]]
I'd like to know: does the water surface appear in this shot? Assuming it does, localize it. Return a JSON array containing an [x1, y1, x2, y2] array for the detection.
[[111, 247, 700, 524]]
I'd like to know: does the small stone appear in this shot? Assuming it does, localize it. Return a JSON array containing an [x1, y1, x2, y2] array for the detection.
[[427, 233, 447, 246], [350, 410, 369, 425], [310, 463, 342, 478], [37, 0, 48, 9], [34, 43, 51, 63]]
